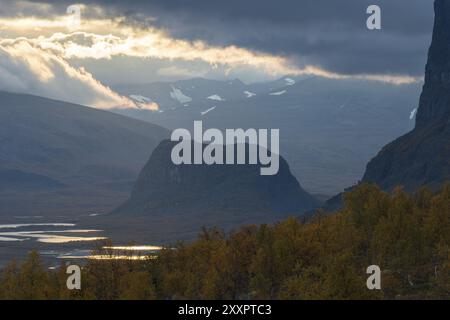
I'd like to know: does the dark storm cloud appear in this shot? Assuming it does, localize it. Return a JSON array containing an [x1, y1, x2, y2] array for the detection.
[[29, 0, 435, 76]]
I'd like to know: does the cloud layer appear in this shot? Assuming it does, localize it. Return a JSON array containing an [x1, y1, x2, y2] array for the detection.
[[0, 0, 431, 109], [0, 39, 158, 110], [28, 0, 435, 77], [0, 13, 420, 85]]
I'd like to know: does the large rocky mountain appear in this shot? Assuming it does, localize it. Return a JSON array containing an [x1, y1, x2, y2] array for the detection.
[[362, 0, 450, 192], [114, 75, 421, 196], [0, 91, 168, 216], [113, 140, 319, 220]]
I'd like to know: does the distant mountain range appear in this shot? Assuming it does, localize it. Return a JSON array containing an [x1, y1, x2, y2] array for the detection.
[[0, 1, 445, 245], [0, 91, 168, 216], [362, 0, 450, 192], [113, 75, 422, 196], [1, 3, 443, 229]]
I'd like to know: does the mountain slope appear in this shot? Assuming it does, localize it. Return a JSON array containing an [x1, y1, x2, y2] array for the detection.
[[113, 140, 319, 221], [0, 91, 168, 216], [362, 0, 450, 192]]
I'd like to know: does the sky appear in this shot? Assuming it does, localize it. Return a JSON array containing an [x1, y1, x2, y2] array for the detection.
[[0, 0, 435, 109]]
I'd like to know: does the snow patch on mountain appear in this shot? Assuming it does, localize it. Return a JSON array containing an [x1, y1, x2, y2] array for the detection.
[[129, 95, 159, 111], [285, 78, 296, 86], [170, 86, 192, 104], [207, 95, 225, 101], [244, 91, 256, 98], [269, 90, 287, 96], [410, 108, 418, 120], [130, 95, 152, 103], [201, 106, 216, 116]]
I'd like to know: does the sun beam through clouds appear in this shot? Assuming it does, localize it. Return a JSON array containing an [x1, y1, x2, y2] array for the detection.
[[0, 2, 421, 110]]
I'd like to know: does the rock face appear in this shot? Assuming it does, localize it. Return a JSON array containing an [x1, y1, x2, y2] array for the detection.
[[362, 0, 450, 192], [113, 140, 319, 217], [416, 0, 450, 127]]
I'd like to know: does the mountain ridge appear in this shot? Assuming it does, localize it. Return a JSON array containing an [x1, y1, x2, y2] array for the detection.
[[361, 0, 450, 192], [0, 91, 168, 216], [113, 139, 319, 221]]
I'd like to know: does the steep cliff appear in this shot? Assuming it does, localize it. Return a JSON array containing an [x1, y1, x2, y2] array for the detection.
[[362, 0, 450, 192]]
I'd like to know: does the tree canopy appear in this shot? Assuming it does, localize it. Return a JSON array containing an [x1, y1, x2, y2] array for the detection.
[[1, 183, 449, 300]]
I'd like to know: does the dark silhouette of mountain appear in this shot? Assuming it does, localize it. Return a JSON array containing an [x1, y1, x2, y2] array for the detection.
[[321, 0, 449, 213], [0, 91, 168, 216], [362, 0, 450, 192], [114, 74, 421, 196], [113, 140, 319, 219]]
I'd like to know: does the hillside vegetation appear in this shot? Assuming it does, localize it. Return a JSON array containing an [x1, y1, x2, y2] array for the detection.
[[1, 183, 449, 300]]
